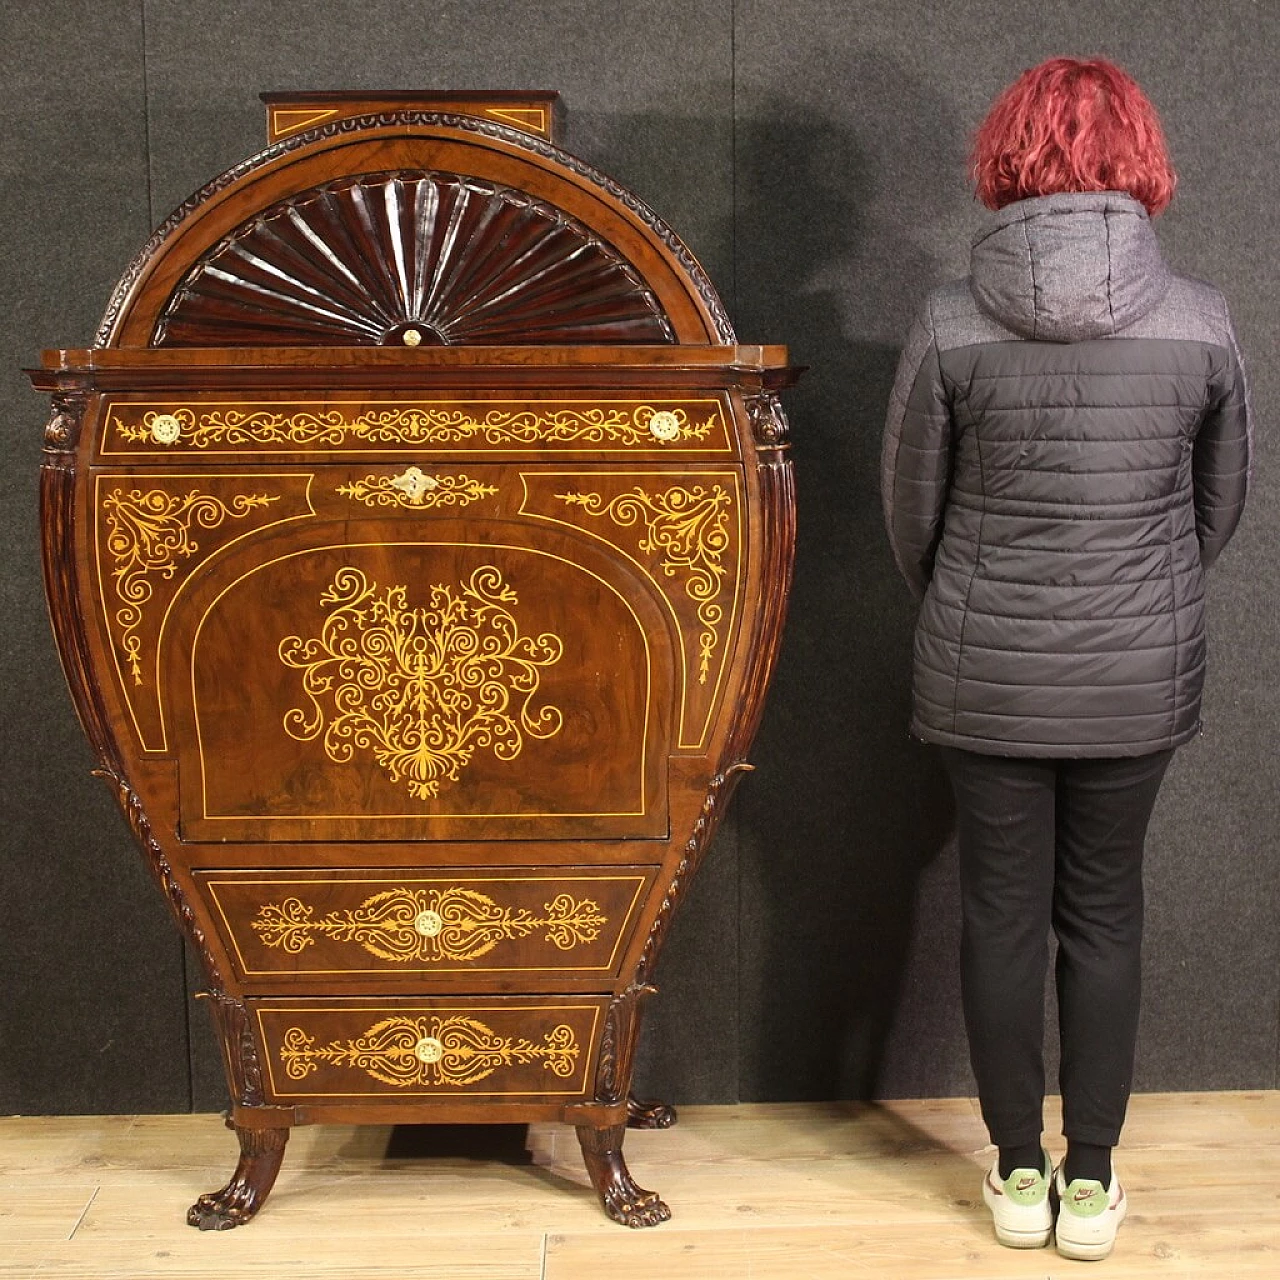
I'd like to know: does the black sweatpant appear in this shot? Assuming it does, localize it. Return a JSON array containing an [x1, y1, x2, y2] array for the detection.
[[939, 747, 1174, 1149]]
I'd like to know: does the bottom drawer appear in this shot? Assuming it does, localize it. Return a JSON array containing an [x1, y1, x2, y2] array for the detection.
[[253, 997, 606, 1102]]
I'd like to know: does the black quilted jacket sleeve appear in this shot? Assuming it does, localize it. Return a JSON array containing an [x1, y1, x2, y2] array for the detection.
[[881, 297, 952, 602], [1194, 319, 1251, 568]]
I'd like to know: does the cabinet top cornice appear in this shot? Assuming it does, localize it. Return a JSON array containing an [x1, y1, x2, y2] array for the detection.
[[29, 346, 800, 396]]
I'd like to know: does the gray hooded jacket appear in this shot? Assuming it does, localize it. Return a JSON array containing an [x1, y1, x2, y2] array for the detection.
[[882, 191, 1251, 756]]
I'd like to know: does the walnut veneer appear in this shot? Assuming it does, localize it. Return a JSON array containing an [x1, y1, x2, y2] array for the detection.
[[30, 91, 797, 1230]]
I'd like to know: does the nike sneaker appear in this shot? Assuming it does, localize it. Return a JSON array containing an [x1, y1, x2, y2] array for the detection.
[[1054, 1165, 1127, 1261], [981, 1150, 1053, 1248]]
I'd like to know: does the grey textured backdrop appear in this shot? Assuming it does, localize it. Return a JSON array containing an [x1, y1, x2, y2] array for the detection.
[[2, 0, 1275, 1114]]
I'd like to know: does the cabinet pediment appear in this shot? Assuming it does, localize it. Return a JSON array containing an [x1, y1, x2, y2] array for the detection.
[[155, 171, 675, 348]]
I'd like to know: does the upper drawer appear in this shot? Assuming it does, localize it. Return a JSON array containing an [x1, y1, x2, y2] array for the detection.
[[198, 866, 655, 984], [94, 392, 738, 462]]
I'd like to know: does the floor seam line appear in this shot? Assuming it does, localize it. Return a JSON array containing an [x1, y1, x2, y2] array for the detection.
[[68, 1185, 101, 1240]]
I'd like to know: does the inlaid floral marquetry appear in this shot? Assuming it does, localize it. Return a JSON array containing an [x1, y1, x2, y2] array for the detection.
[[336, 469, 498, 510], [102, 488, 278, 683], [109, 402, 722, 452], [279, 1015, 581, 1087], [556, 484, 732, 681], [252, 887, 607, 962], [278, 565, 564, 799]]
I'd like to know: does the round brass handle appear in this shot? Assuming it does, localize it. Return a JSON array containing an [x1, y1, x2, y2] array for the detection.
[[150, 413, 182, 445], [414, 1036, 444, 1064], [414, 909, 443, 938], [647, 410, 681, 442]]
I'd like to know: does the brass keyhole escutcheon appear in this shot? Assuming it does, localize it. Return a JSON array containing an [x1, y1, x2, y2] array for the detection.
[[414, 909, 443, 937], [647, 410, 681, 442], [150, 413, 182, 445], [414, 1036, 444, 1064], [390, 466, 440, 504]]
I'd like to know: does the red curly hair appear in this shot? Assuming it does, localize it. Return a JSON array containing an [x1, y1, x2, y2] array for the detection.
[[971, 58, 1176, 216]]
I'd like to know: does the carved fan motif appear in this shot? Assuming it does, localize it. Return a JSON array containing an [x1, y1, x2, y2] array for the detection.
[[155, 171, 675, 346]]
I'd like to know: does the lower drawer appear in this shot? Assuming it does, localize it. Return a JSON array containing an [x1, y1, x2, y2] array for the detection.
[[253, 996, 607, 1102]]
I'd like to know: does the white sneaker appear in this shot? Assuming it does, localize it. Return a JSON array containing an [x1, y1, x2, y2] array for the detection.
[[982, 1151, 1053, 1248], [1054, 1166, 1127, 1261]]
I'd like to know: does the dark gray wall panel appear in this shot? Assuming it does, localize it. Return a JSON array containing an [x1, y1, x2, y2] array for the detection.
[[6, 0, 1276, 1115], [732, 1, 975, 1102], [733, 0, 1279, 1103], [633, 825, 740, 1105], [0, 0, 192, 1113]]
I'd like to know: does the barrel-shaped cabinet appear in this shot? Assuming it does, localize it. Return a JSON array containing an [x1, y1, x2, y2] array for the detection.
[[31, 91, 796, 1229]]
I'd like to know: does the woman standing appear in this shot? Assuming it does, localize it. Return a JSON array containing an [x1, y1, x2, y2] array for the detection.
[[881, 58, 1251, 1260]]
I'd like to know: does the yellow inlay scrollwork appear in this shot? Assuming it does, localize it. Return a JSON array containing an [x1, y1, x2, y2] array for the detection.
[[252, 887, 607, 962], [555, 485, 732, 681], [278, 566, 563, 799], [279, 1015, 580, 1087], [270, 106, 340, 138], [102, 488, 278, 683], [486, 106, 549, 135], [336, 469, 498, 510], [116, 405, 717, 449]]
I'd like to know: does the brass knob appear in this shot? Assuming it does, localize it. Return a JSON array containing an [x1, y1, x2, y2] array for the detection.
[[414, 909, 443, 937], [150, 413, 182, 445], [402, 328, 423, 347], [414, 1036, 444, 1064], [647, 410, 681, 442]]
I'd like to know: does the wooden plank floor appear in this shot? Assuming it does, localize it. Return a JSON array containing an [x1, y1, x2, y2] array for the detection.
[[0, 1092, 1275, 1278]]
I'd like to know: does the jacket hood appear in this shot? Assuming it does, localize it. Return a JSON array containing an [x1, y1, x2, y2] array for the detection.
[[969, 192, 1171, 342]]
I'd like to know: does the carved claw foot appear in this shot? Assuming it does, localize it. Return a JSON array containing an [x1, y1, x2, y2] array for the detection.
[[187, 1125, 288, 1230], [576, 1123, 671, 1228], [600, 1170, 671, 1229], [627, 1093, 678, 1129]]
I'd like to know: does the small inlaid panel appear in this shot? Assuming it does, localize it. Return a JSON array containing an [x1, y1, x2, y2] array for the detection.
[[255, 998, 604, 1099], [199, 869, 654, 979], [519, 469, 745, 750], [97, 396, 733, 459], [93, 471, 317, 752]]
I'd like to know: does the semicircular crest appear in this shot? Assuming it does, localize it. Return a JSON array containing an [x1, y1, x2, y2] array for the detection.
[[154, 171, 676, 346]]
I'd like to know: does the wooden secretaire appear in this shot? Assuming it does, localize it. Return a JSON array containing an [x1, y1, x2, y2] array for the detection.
[[30, 92, 797, 1229]]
